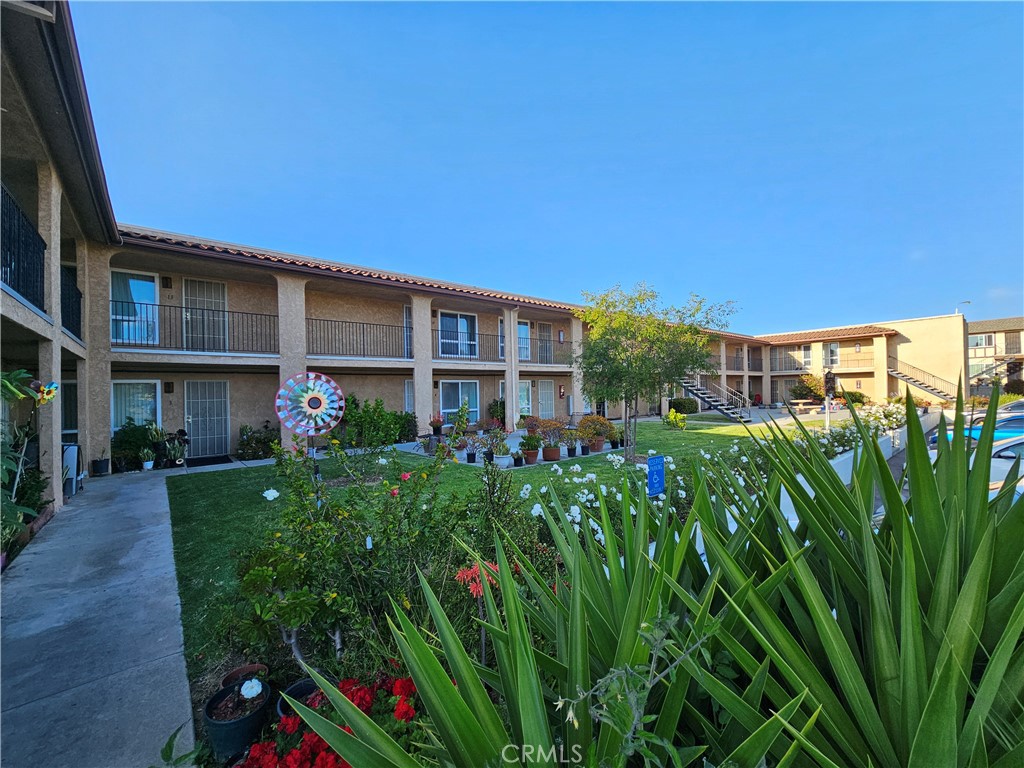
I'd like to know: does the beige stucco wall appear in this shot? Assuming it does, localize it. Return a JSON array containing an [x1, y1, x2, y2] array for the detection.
[[305, 291, 406, 326], [884, 314, 968, 398]]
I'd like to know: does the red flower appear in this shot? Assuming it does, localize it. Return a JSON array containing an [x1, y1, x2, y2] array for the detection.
[[393, 695, 416, 722], [314, 753, 344, 768], [349, 685, 375, 714], [301, 731, 328, 755], [306, 690, 328, 710], [392, 677, 416, 698], [390, 487, 399, 497], [337, 678, 359, 698], [400, 472, 411, 481], [241, 742, 279, 768], [278, 715, 302, 735], [454, 562, 500, 598], [282, 748, 312, 768]]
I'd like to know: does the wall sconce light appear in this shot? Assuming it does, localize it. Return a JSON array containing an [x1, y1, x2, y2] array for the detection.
[[163, 382, 174, 394], [531, 380, 536, 387], [558, 330, 565, 343], [161, 276, 172, 290], [856, 380, 862, 389], [855, 343, 861, 353], [433, 381, 438, 389], [558, 384, 565, 399]]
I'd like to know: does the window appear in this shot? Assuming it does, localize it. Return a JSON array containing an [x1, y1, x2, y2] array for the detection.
[[111, 381, 160, 432], [110, 271, 158, 345], [969, 334, 995, 348], [802, 345, 812, 368], [969, 362, 988, 378], [404, 380, 414, 413], [439, 380, 479, 424], [499, 380, 505, 402], [517, 322, 531, 361], [438, 312, 477, 357], [824, 342, 840, 367]]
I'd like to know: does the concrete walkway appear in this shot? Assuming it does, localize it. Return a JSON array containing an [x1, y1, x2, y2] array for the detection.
[[1, 471, 195, 768]]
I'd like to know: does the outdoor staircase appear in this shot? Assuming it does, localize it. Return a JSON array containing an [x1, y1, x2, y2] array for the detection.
[[680, 376, 752, 423], [886, 356, 958, 402]]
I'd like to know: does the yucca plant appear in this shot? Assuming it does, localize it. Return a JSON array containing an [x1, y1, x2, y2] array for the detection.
[[284, 481, 814, 767], [684, 387, 1024, 768]]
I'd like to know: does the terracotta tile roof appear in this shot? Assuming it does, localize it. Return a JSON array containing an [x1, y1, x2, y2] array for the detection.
[[755, 324, 897, 345], [117, 225, 582, 312], [968, 317, 1024, 334]]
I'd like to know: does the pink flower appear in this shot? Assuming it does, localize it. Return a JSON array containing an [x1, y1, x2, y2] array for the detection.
[[400, 472, 411, 481], [390, 488, 399, 497]]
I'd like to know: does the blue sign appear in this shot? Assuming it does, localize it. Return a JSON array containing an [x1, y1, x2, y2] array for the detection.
[[647, 455, 665, 497]]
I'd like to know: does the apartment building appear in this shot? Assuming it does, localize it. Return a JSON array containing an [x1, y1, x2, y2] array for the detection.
[[0, 3, 981, 517], [966, 317, 1023, 389]]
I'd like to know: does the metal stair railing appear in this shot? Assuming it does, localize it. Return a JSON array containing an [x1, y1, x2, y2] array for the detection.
[[887, 356, 958, 398], [682, 377, 751, 420]]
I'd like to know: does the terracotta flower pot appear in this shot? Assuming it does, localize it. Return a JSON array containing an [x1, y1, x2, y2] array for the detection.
[[523, 449, 539, 465], [542, 446, 561, 462], [589, 437, 606, 452]]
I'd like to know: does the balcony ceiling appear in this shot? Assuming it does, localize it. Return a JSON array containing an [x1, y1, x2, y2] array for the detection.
[[109, 249, 278, 286], [1, 56, 49, 166]]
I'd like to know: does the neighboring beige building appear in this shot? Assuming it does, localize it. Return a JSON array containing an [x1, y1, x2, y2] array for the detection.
[[0, 4, 985, 517], [966, 317, 1023, 391]]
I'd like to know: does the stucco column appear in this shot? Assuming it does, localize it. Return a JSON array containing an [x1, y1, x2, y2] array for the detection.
[[85, 247, 111, 468], [569, 317, 584, 423], [741, 342, 748, 372], [38, 162, 62, 326], [276, 274, 308, 448], [503, 307, 519, 431], [37, 340, 63, 508], [718, 340, 727, 391], [410, 294, 434, 433]]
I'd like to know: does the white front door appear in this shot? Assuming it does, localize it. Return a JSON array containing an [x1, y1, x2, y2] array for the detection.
[[185, 380, 230, 456], [538, 380, 555, 419], [183, 279, 228, 352]]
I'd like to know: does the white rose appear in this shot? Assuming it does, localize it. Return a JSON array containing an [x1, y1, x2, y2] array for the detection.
[[240, 679, 263, 699], [262, 489, 280, 501]]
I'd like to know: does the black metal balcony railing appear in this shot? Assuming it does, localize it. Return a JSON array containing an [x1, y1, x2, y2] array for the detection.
[[726, 354, 745, 371], [306, 318, 411, 358], [110, 301, 278, 353], [431, 331, 574, 365], [748, 358, 764, 372], [832, 354, 875, 369], [61, 269, 82, 339], [433, 331, 504, 362], [770, 358, 808, 373], [2, 184, 46, 312]]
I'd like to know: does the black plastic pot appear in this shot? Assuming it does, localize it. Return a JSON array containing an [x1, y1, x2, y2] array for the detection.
[[466, 451, 477, 464], [204, 683, 271, 764], [566, 447, 577, 457], [513, 456, 524, 467], [580, 445, 591, 456], [91, 458, 109, 476], [277, 677, 324, 718], [610, 440, 620, 449], [483, 450, 494, 464], [432, 425, 442, 436]]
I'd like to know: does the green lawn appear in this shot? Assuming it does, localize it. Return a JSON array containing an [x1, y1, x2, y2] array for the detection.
[[166, 420, 756, 685]]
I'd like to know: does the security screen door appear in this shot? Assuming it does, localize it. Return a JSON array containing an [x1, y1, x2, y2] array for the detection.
[[538, 380, 555, 419], [185, 381, 229, 456], [183, 279, 228, 352]]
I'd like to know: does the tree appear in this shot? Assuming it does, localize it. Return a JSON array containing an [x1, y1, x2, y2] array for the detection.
[[574, 283, 733, 459]]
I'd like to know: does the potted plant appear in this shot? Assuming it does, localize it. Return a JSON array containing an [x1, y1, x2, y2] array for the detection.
[[220, 662, 269, 690], [147, 422, 168, 467], [429, 413, 444, 436], [562, 428, 578, 458], [520, 433, 542, 464], [539, 418, 565, 461], [493, 441, 512, 469], [452, 436, 469, 462], [91, 448, 109, 477], [511, 450, 524, 468], [578, 414, 612, 452], [609, 426, 621, 450], [523, 415, 541, 435], [165, 442, 186, 467], [203, 677, 271, 763], [465, 436, 478, 464], [139, 447, 156, 471]]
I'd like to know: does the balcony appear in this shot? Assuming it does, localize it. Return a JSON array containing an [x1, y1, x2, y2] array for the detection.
[[748, 358, 764, 372], [306, 318, 411, 359], [110, 301, 278, 354], [1, 184, 46, 313], [830, 354, 874, 370], [770, 358, 808, 373], [433, 331, 504, 362], [431, 331, 574, 365], [61, 269, 82, 339], [725, 354, 745, 371]]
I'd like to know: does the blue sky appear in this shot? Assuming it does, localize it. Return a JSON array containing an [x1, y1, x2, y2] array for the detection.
[[73, 1, 1022, 334]]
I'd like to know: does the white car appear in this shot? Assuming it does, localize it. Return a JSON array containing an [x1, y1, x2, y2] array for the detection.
[[998, 399, 1024, 415], [927, 435, 1024, 487]]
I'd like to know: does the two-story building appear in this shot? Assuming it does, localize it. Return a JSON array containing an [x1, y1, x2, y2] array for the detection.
[[966, 317, 1024, 393]]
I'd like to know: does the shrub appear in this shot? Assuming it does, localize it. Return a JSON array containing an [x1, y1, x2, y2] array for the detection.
[[576, 414, 613, 439], [337, 397, 407, 449], [1004, 378, 1024, 396], [111, 417, 152, 472], [668, 396, 698, 414], [486, 398, 505, 423], [842, 389, 868, 405], [789, 373, 824, 401], [662, 408, 687, 430], [998, 392, 1022, 406], [536, 418, 566, 447], [236, 420, 281, 460], [519, 433, 542, 451]]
